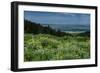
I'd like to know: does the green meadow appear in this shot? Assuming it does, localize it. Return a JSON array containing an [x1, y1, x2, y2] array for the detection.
[[24, 33, 90, 61]]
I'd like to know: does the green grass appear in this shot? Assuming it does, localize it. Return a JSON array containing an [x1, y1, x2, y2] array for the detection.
[[24, 33, 90, 62]]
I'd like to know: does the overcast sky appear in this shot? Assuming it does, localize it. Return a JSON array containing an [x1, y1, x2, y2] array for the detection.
[[24, 11, 90, 25]]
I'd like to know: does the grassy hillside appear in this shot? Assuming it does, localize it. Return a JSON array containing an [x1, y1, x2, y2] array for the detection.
[[24, 33, 90, 61]]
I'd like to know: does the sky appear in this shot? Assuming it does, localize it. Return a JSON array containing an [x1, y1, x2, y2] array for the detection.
[[24, 11, 90, 25]]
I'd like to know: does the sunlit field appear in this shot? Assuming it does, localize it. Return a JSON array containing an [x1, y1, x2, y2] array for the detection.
[[24, 33, 90, 61]]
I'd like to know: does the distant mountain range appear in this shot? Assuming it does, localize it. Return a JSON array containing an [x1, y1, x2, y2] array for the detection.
[[24, 20, 90, 37], [41, 24, 90, 32]]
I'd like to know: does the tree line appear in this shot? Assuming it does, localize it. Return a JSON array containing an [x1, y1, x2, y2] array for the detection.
[[24, 20, 72, 37]]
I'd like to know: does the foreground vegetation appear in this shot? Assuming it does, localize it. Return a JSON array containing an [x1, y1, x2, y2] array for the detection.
[[24, 33, 90, 61], [24, 20, 90, 61]]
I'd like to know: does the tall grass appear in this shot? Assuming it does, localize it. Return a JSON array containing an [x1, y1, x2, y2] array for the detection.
[[24, 33, 90, 61]]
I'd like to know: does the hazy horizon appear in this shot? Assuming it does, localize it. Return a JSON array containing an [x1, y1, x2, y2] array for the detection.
[[24, 11, 90, 32]]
